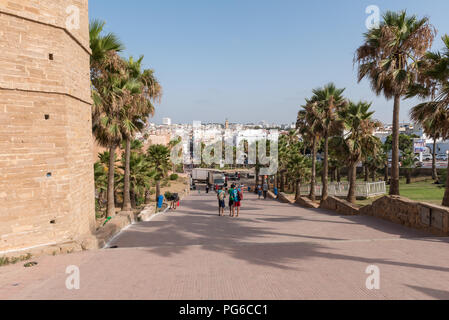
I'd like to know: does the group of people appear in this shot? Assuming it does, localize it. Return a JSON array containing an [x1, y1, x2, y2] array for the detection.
[[216, 184, 244, 217]]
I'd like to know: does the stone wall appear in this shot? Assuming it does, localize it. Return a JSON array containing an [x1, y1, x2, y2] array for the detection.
[[295, 197, 319, 209], [360, 196, 449, 236], [320, 196, 360, 216], [0, 0, 95, 254], [277, 192, 293, 204]]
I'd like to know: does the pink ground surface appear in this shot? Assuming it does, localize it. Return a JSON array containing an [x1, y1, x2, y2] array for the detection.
[[1, 192, 449, 300]]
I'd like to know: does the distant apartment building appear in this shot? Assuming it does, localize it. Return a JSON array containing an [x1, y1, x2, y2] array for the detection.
[[162, 117, 172, 126]]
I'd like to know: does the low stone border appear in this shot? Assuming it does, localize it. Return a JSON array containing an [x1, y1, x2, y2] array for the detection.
[[360, 196, 449, 236], [295, 197, 320, 209], [269, 190, 449, 237], [319, 196, 360, 216]]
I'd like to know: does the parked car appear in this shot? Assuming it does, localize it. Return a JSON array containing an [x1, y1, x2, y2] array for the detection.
[[436, 154, 448, 161], [423, 154, 433, 161]]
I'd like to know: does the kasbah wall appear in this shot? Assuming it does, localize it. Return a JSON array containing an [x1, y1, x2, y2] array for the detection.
[[0, 0, 96, 255]]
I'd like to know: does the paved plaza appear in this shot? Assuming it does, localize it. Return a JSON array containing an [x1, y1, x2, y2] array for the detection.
[[1, 192, 449, 300]]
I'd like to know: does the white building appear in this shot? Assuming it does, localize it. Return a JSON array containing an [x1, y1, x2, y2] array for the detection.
[[162, 117, 172, 126]]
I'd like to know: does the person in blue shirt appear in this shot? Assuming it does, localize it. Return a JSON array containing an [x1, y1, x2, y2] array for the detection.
[[217, 186, 226, 216]]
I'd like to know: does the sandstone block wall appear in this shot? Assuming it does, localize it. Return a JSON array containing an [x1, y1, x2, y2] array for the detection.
[[359, 196, 449, 236], [0, 0, 95, 254], [319, 196, 360, 216]]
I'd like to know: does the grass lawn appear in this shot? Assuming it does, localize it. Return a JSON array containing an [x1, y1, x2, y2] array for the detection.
[[357, 179, 446, 207]]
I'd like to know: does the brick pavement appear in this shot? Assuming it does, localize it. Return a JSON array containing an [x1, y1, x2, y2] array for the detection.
[[1, 192, 449, 299]]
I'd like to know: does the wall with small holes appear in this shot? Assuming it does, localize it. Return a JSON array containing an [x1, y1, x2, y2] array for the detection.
[[0, 0, 95, 253]]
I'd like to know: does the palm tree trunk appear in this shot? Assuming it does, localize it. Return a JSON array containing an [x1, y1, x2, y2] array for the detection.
[[122, 137, 132, 211], [107, 145, 116, 218], [347, 162, 357, 204], [371, 168, 376, 182], [155, 180, 161, 202], [336, 167, 341, 183], [145, 190, 151, 204], [322, 134, 329, 201], [280, 172, 285, 192], [432, 138, 438, 181], [406, 169, 411, 184], [442, 156, 449, 207], [390, 94, 401, 195], [295, 180, 301, 201], [310, 136, 317, 201], [255, 167, 260, 187], [364, 165, 369, 182], [384, 164, 389, 183]]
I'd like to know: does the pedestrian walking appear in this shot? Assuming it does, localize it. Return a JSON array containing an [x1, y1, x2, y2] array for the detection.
[[233, 185, 243, 217], [257, 184, 262, 199], [263, 182, 268, 199], [228, 184, 235, 217], [217, 186, 226, 216], [206, 185, 210, 194]]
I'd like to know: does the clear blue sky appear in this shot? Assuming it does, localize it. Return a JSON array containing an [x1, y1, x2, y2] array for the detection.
[[89, 0, 449, 125]]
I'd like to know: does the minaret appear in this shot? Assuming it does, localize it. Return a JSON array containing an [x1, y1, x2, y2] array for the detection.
[[0, 1, 95, 254], [225, 119, 229, 130]]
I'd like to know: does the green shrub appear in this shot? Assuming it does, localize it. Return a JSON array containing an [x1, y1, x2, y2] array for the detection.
[[170, 174, 179, 181]]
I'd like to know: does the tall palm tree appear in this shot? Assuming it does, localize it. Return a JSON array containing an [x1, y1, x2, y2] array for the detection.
[[286, 149, 311, 201], [408, 35, 449, 182], [90, 20, 128, 218], [147, 144, 171, 202], [297, 105, 321, 201], [332, 102, 380, 203], [306, 83, 346, 201], [355, 10, 436, 196], [121, 56, 161, 211]]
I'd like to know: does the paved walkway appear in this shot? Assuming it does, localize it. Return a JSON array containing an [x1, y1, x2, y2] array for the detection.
[[1, 192, 449, 299]]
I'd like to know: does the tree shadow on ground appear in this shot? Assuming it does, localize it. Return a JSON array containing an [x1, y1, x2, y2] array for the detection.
[[406, 285, 449, 299], [111, 194, 449, 272]]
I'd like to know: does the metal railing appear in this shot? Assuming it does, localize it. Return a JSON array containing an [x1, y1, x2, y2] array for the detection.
[[299, 181, 386, 198]]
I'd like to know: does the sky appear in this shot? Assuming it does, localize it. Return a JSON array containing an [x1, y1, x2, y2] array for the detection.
[[89, 0, 449, 125]]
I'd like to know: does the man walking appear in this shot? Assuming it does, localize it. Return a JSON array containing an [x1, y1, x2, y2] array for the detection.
[[217, 186, 226, 216], [257, 184, 262, 199], [263, 182, 268, 200], [233, 185, 243, 217], [228, 184, 235, 217]]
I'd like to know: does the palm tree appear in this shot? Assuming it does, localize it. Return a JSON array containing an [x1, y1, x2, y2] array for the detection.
[[408, 35, 449, 182], [118, 149, 154, 208], [286, 149, 311, 201], [297, 107, 320, 201], [306, 83, 346, 201], [121, 56, 161, 212], [410, 102, 446, 181], [401, 148, 417, 184], [147, 144, 171, 202], [355, 10, 436, 196], [90, 20, 128, 218], [332, 102, 380, 203]]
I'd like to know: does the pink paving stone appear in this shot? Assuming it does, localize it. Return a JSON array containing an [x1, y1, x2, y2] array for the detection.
[[1, 192, 449, 300]]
